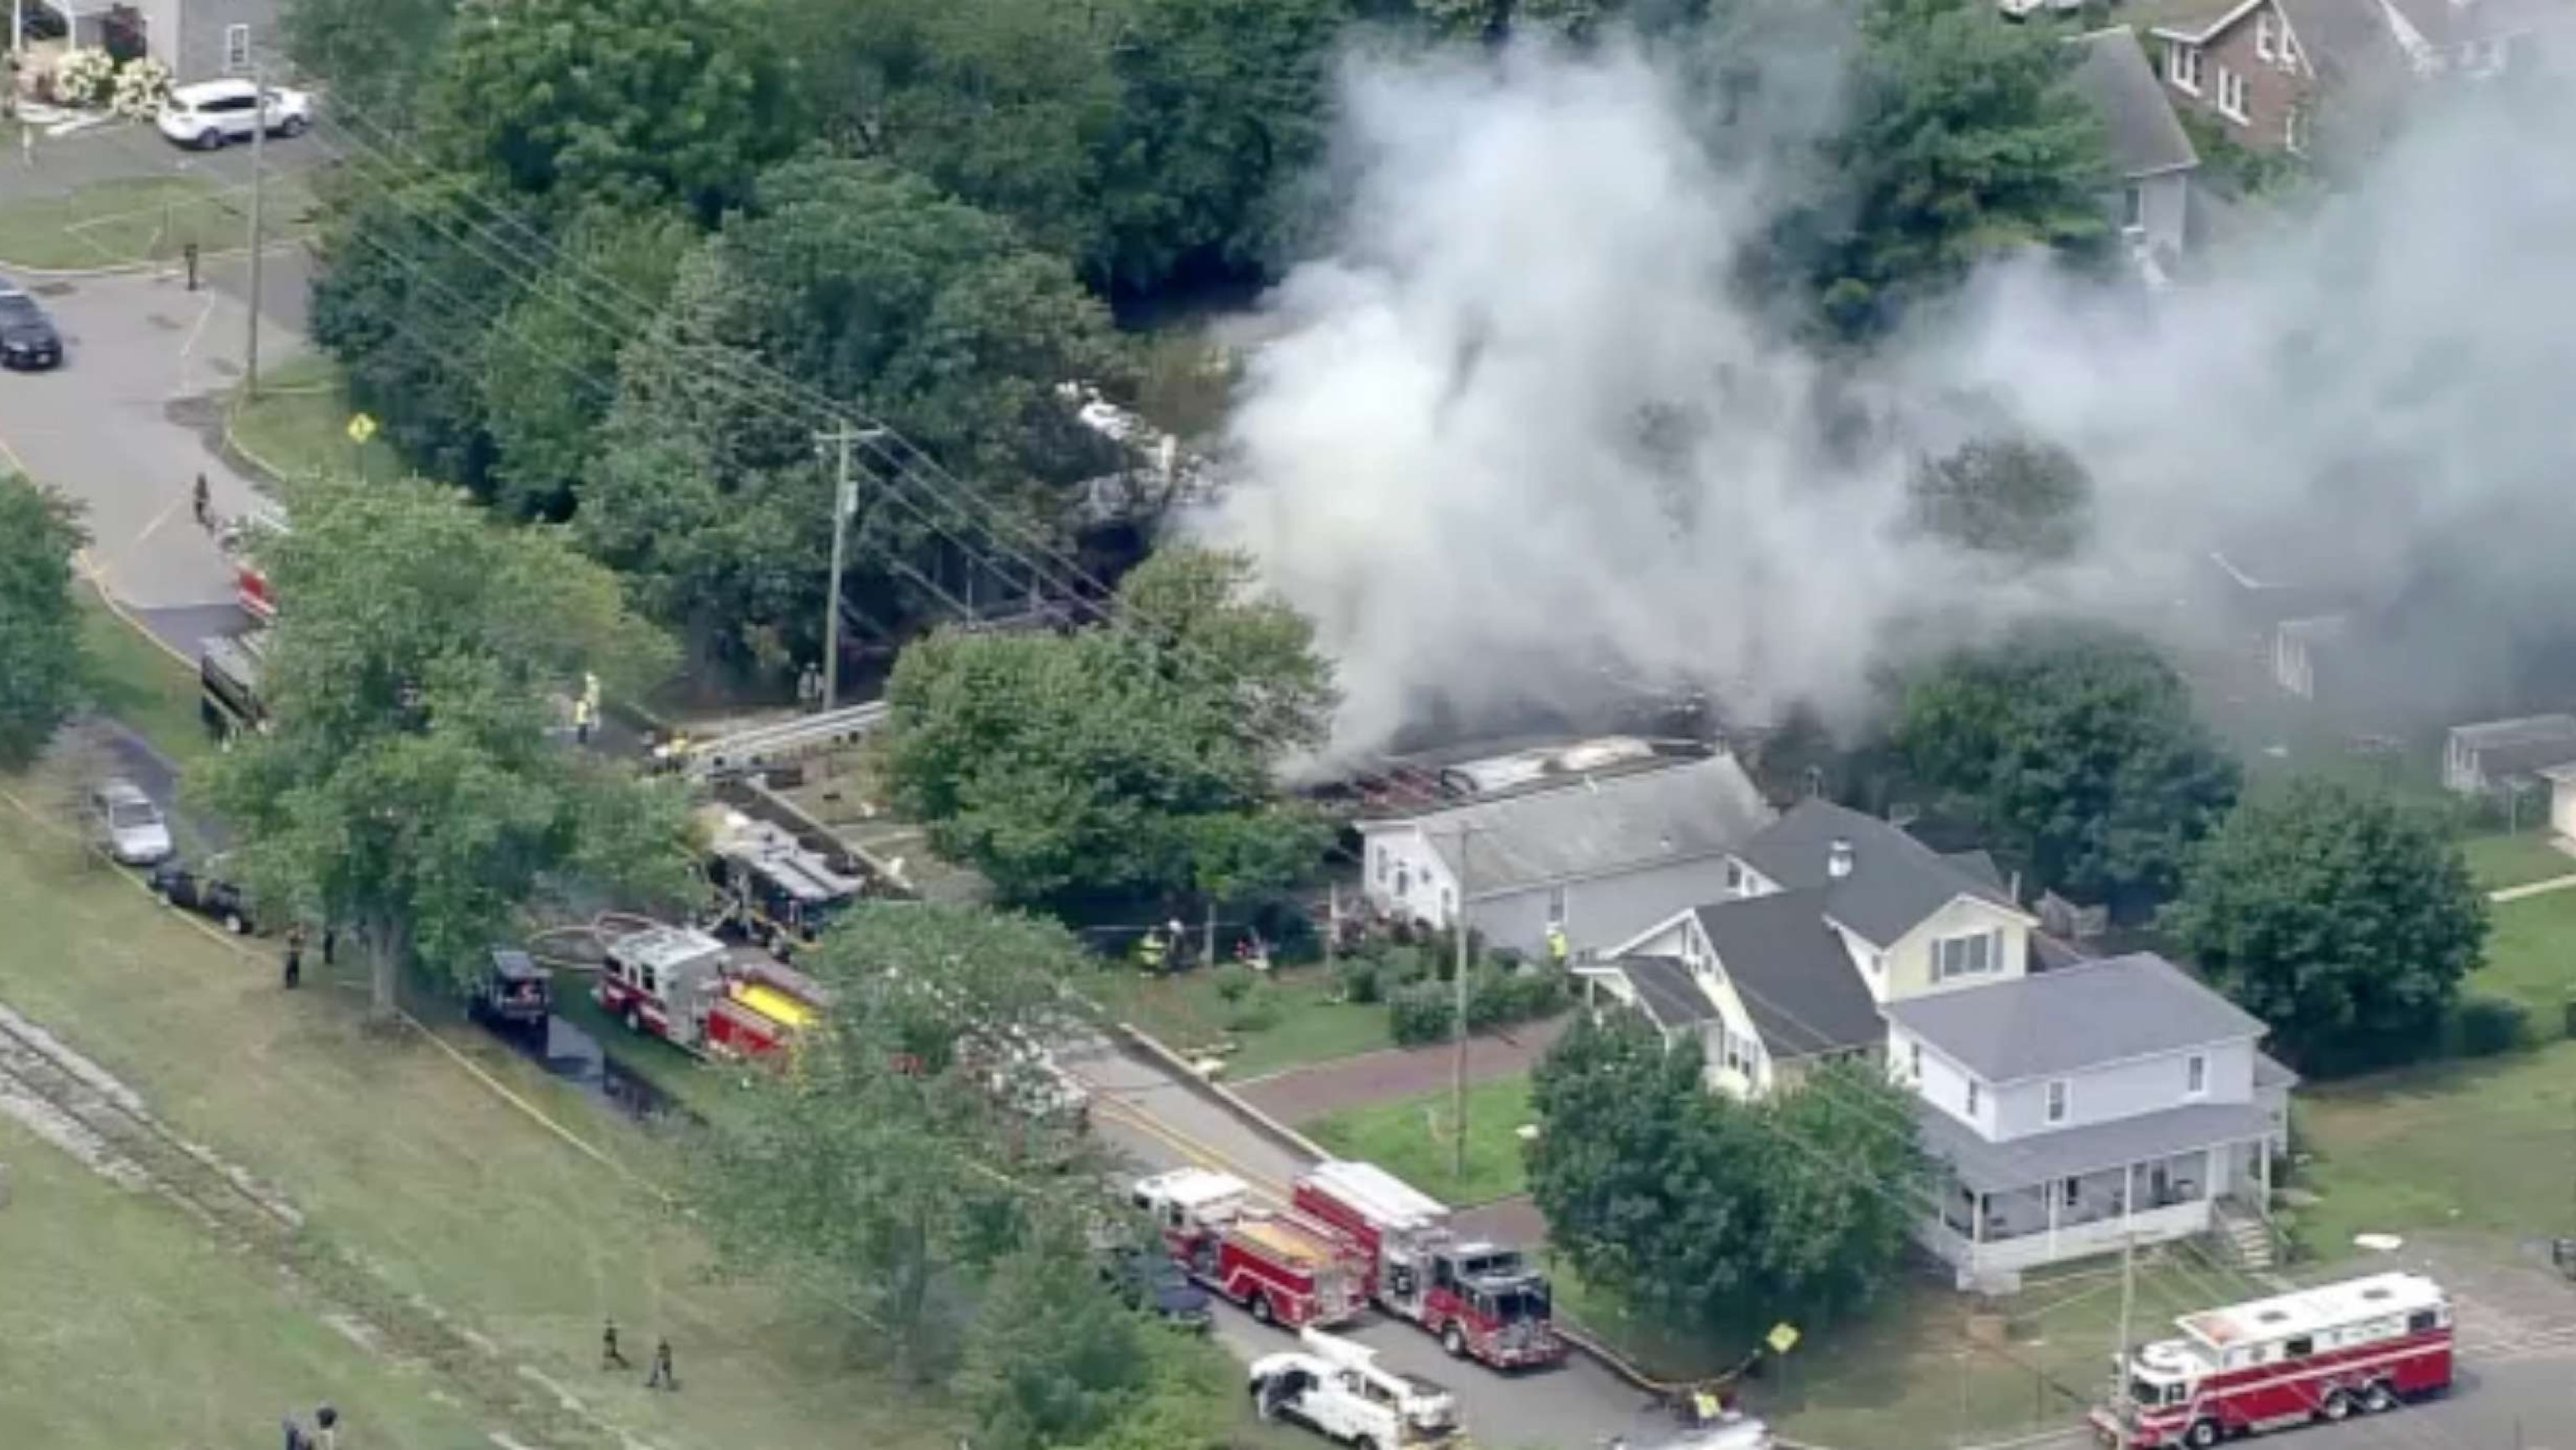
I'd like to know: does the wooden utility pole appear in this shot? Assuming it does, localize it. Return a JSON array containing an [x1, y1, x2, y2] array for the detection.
[[1450, 827, 1473, 1182], [243, 61, 266, 399]]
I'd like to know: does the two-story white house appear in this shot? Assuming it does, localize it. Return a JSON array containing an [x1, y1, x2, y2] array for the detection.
[[1888, 954, 2297, 1291], [1580, 798, 2039, 1095], [1576, 799, 2296, 1287], [1355, 750, 1774, 963]]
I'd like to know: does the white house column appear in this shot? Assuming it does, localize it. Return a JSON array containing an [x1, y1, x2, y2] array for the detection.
[[2046, 1178, 2060, 1260], [2122, 1162, 2136, 1229]]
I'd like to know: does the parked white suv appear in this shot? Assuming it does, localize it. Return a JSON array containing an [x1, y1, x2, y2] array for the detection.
[[157, 79, 313, 150]]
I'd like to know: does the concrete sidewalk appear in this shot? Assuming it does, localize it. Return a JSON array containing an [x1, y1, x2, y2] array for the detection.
[[1235, 1011, 1571, 1123]]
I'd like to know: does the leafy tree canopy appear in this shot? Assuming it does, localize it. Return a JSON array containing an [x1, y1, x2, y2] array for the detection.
[[689, 903, 1100, 1375], [0, 473, 88, 771], [886, 546, 1336, 906], [280, 0, 453, 131], [1909, 433, 2092, 561], [1799, 0, 2110, 337], [2168, 778, 2488, 1074], [580, 157, 1131, 669], [423, 0, 805, 223], [195, 474, 697, 1019], [1893, 621, 2241, 912], [1528, 1013, 1922, 1333]]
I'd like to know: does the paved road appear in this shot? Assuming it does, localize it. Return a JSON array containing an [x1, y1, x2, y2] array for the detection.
[[1062, 1032, 1676, 1450], [0, 261, 305, 643]]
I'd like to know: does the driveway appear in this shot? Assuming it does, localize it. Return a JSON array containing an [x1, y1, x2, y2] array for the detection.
[[0, 261, 306, 648]]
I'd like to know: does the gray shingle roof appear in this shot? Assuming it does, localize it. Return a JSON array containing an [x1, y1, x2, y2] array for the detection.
[[1918, 1097, 2277, 1193], [2450, 714, 2576, 750], [1691, 889, 1884, 1060], [2068, 28, 2200, 179], [1733, 799, 2021, 948], [1592, 955, 1722, 1031], [1885, 953, 2266, 1083], [1399, 754, 1775, 898]]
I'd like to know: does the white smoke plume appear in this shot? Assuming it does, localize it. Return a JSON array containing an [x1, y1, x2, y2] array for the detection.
[[1202, 24, 2576, 761]]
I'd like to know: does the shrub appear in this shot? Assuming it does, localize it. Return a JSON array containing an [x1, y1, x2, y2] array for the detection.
[[1467, 964, 1569, 1032], [2449, 994, 2530, 1058], [109, 58, 171, 122], [1212, 962, 1255, 1005], [1226, 984, 1283, 1035], [1387, 980, 1452, 1047], [52, 48, 114, 108], [1333, 954, 1382, 1005]]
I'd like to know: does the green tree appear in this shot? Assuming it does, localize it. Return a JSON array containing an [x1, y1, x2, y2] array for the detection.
[[2168, 778, 2489, 1074], [0, 473, 87, 771], [423, 0, 803, 223], [957, 1219, 1156, 1450], [1528, 1015, 1922, 1334], [280, 0, 454, 131], [195, 475, 696, 1020], [582, 157, 1130, 667], [1893, 621, 2241, 912], [690, 903, 1099, 1376], [1909, 434, 2092, 561], [886, 547, 1335, 906], [1800, 0, 2109, 337]]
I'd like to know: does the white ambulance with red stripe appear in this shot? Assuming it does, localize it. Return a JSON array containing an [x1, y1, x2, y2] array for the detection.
[[2090, 1272, 2453, 1448]]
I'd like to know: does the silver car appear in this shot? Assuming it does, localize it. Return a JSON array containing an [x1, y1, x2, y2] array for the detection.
[[91, 779, 174, 865]]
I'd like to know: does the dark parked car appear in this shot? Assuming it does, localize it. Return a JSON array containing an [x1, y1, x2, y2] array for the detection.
[[148, 860, 257, 934], [0, 283, 63, 371], [468, 947, 553, 1028], [1100, 1244, 1213, 1331]]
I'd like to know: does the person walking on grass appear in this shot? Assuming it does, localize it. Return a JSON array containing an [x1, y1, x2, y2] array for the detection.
[[601, 1318, 630, 1370], [646, 1337, 676, 1390], [282, 924, 305, 990]]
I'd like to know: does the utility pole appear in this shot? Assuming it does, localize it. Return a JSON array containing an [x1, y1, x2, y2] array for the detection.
[[1450, 827, 1473, 1182], [242, 61, 266, 399], [820, 424, 854, 709], [2114, 1231, 2137, 1405]]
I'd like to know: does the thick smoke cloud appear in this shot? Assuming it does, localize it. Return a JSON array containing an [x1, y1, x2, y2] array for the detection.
[[1202, 29, 2576, 761]]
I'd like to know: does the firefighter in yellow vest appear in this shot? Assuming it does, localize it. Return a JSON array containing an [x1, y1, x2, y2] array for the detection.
[[1136, 927, 1168, 975], [1545, 924, 1570, 968]]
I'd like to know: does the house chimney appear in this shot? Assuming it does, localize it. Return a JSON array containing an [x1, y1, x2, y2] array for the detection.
[[1828, 838, 1854, 879]]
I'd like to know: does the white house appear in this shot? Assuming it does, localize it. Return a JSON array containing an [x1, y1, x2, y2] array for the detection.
[[1355, 751, 1774, 962], [2442, 715, 2576, 798], [2067, 27, 2199, 279], [1888, 954, 2297, 1292]]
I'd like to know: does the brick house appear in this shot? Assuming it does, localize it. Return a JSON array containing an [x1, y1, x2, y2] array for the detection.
[[2143, 0, 2560, 157]]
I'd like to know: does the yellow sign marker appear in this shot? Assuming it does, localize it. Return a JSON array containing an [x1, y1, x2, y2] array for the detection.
[[1767, 1322, 1801, 1355], [346, 412, 378, 444]]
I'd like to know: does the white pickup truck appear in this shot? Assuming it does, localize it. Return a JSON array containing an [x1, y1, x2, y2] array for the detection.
[[1249, 1328, 1462, 1450]]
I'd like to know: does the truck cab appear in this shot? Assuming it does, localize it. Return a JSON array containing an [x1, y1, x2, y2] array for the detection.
[[1249, 1328, 1462, 1449]]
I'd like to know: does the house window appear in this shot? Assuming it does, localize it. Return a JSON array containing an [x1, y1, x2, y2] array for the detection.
[[1441, 886, 1455, 919], [2283, 107, 2304, 154], [1546, 886, 1568, 927], [2187, 1053, 2209, 1096], [2122, 184, 2144, 232], [2063, 1177, 2081, 1209], [2166, 41, 2204, 93], [225, 23, 252, 72], [2255, 10, 2275, 60], [1909, 1041, 1922, 1081], [1725, 859, 1743, 894], [1374, 845, 1389, 886], [1395, 865, 1411, 897], [2218, 65, 2249, 122], [1966, 1079, 1981, 1116], [1935, 930, 2002, 981], [2046, 1079, 2070, 1125]]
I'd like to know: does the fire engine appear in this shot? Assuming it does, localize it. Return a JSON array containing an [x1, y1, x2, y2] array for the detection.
[[1292, 1159, 1565, 1369], [1249, 1327, 1463, 1449], [1134, 1167, 1368, 1330], [594, 923, 828, 1061], [221, 504, 289, 623], [2090, 1272, 2454, 1448], [701, 807, 865, 958]]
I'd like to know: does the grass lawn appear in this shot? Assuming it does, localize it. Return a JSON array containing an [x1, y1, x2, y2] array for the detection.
[[2474, 888, 2576, 1025], [0, 171, 321, 271], [1306, 1074, 1534, 1204], [226, 353, 404, 483], [2460, 831, 2576, 893], [1095, 961, 1394, 1079], [77, 589, 215, 773], [0, 1115, 498, 1450], [0, 784, 963, 1450], [2290, 1039, 2576, 1258]]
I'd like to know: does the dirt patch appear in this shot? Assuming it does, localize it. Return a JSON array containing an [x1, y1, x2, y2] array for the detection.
[[0, 1080, 151, 1191]]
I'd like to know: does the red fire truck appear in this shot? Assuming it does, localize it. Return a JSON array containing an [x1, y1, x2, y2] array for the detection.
[[1291, 1159, 1565, 1369], [2090, 1272, 2454, 1448], [595, 923, 828, 1062], [1134, 1168, 1367, 1330]]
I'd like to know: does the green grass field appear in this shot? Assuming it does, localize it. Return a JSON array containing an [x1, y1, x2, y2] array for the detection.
[[226, 353, 405, 484], [1098, 962, 1395, 1079], [77, 590, 214, 772], [0, 171, 320, 271], [1306, 1074, 1534, 1204], [2461, 831, 2576, 893], [2474, 888, 2576, 1024], [0, 783, 962, 1450]]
